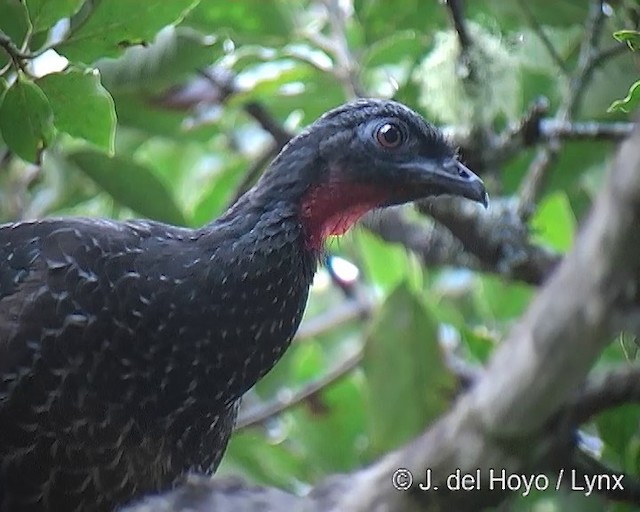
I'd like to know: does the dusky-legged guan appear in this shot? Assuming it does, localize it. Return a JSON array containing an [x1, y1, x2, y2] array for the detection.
[[0, 99, 487, 511]]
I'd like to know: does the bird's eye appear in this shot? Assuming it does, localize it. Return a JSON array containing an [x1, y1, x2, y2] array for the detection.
[[375, 123, 403, 149]]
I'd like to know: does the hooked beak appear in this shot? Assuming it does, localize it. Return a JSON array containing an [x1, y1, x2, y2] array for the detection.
[[401, 158, 489, 208]]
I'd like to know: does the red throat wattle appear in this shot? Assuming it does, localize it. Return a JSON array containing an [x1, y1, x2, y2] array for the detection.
[[300, 182, 388, 251]]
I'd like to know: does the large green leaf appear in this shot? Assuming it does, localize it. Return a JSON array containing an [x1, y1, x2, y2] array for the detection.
[[363, 283, 454, 457], [68, 150, 187, 225], [0, 76, 55, 163], [37, 69, 116, 151], [25, 0, 84, 31], [55, 0, 199, 63]]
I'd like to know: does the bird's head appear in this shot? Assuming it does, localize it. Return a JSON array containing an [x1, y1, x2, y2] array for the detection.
[[254, 98, 488, 251]]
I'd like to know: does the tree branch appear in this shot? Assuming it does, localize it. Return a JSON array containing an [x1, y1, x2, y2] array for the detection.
[[567, 364, 640, 425], [417, 196, 561, 285]]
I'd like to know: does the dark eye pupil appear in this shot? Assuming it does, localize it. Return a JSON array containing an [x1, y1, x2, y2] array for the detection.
[[377, 123, 402, 148]]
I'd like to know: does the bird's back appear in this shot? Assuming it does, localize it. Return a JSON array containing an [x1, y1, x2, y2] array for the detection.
[[0, 212, 314, 511]]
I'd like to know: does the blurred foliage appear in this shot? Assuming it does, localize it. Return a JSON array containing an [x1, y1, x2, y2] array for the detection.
[[609, 29, 640, 112], [0, 0, 638, 510]]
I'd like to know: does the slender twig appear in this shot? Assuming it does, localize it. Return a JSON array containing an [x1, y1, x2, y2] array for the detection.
[[490, 97, 551, 163], [236, 329, 483, 431], [295, 296, 375, 341], [590, 42, 629, 72], [562, 0, 608, 118], [243, 102, 292, 148], [444, 0, 482, 88], [518, 0, 610, 218], [324, 0, 364, 98], [0, 30, 30, 74], [196, 68, 296, 148], [235, 349, 363, 430], [567, 365, 640, 426], [445, 0, 472, 52], [455, 111, 631, 169], [538, 119, 634, 140], [516, 0, 569, 75], [303, 0, 363, 98]]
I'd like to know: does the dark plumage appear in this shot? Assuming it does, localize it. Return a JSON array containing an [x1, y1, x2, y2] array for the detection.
[[0, 99, 487, 511]]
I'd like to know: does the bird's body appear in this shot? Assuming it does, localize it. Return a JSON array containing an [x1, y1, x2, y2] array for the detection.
[[0, 99, 486, 511]]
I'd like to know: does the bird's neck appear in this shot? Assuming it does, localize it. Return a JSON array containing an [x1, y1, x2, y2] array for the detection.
[[299, 181, 388, 251], [194, 194, 318, 400], [213, 136, 390, 255], [203, 190, 319, 278]]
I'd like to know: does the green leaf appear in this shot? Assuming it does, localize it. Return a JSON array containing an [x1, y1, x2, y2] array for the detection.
[[354, 0, 444, 43], [192, 159, 247, 226], [363, 284, 454, 456], [37, 69, 116, 151], [531, 191, 576, 252], [517, 25, 582, 72], [0, 77, 55, 163], [68, 150, 187, 225], [613, 30, 640, 51], [473, 274, 533, 323], [597, 405, 640, 469], [219, 430, 312, 490], [362, 30, 425, 68], [25, 0, 84, 31], [97, 27, 224, 93], [108, 91, 219, 140], [608, 80, 640, 114], [185, 0, 291, 41], [55, 0, 199, 63], [480, 0, 587, 27], [353, 229, 413, 292], [459, 326, 496, 364], [280, 342, 367, 473]]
